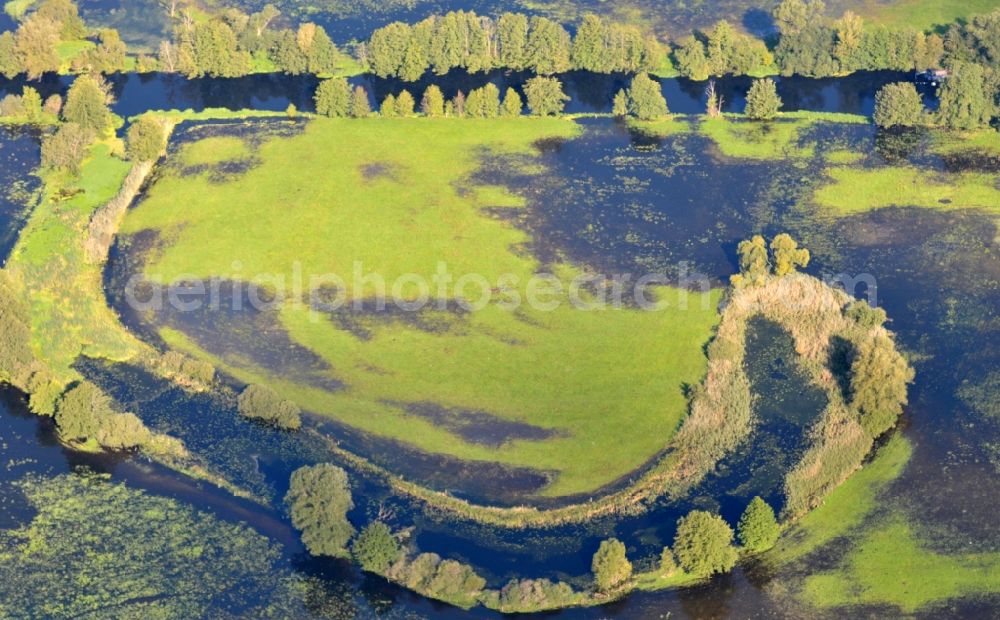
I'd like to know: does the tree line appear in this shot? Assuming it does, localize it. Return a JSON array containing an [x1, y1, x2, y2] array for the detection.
[[284, 457, 784, 612], [361, 11, 663, 80]]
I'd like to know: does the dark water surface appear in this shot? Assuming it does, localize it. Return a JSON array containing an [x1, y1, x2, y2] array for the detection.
[[0, 125, 41, 265], [0, 69, 935, 121]]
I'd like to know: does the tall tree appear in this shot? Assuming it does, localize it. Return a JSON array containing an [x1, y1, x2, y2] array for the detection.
[[352, 521, 400, 574], [126, 117, 167, 161], [850, 334, 914, 438], [83, 28, 128, 74], [396, 89, 416, 116], [626, 73, 668, 120], [501, 87, 522, 117], [368, 22, 412, 78], [421, 85, 445, 117], [0, 32, 18, 79], [36, 0, 87, 40], [526, 16, 571, 75], [63, 75, 113, 133], [572, 14, 609, 73], [498, 12, 529, 70], [380, 94, 398, 117], [937, 62, 995, 130], [40, 122, 93, 174], [349, 85, 371, 118], [674, 37, 710, 81], [15, 16, 61, 80], [744, 78, 782, 119]]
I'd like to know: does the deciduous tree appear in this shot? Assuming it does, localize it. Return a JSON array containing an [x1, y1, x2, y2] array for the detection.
[[591, 538, 632, 592], [673, 511, 738, 576], [285, 464, 355, 557], [126, 116, 167, 161], [873, 82, 925, 128], [523, 76, 568, 116], [63, 75, 113, 133], [314, 77, 351, 117]]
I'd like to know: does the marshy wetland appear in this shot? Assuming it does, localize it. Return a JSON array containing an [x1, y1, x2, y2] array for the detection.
[[1, 0, 1000, 617]]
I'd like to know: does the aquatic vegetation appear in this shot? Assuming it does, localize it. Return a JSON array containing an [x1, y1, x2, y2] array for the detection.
[[0, 472, 292, 618]]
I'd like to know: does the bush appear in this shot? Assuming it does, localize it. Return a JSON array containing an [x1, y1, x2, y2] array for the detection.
[[237, 384, 301, 430], [126, 117, 167, 162], [845, 300, 886, 329], [496, 578, 576, 612], [659, 546, 678, 575], [737, 496, 780, 552], [352, 521, 400, 574], [285, 464, 355, 557], [591, 538, 632, 592], [673, 510, 738, 576], [95, 411, 152, 449], [388, 553, 486, 608]]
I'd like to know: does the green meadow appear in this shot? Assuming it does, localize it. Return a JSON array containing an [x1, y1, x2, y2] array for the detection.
[[120, 118, 723, 498]]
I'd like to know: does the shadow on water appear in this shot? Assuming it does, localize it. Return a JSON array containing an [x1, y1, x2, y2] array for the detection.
[[1, 69, 930, 121]]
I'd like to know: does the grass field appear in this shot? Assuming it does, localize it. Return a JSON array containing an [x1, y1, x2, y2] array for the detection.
[[699, 113, 867, 161], [6, 143, 145, 378], [849, 0, 1000, 31], [814, 166, 1000, 215], [800, 515, 1000, 611], [120, 117, 723, 497]]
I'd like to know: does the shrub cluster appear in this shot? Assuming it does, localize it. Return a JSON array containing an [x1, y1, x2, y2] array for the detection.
[[237, 384, 302, 430], [386, 553, 487, 608], [54, 381, 151, 449]]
